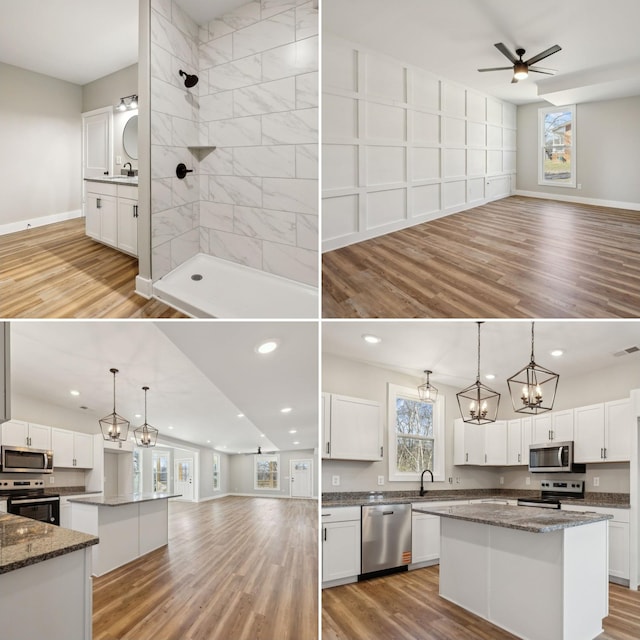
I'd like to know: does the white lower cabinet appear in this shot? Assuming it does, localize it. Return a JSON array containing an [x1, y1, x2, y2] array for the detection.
[[561, 504, 629, 582], [322, 506, 361, 587]]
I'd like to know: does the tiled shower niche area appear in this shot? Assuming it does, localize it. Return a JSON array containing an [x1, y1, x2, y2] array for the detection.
[[150, 0, 318, 317]]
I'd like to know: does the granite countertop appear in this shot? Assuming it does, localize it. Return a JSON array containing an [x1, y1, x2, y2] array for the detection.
[[68, 492, 181, 506], [85, 176, 138, 186], [0, 513, 98, 575], [414, 503, 613, 533], [322, 490, 630, 509]]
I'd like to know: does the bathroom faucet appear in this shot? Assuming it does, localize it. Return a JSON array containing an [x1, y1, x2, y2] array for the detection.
[[420, 469, 434, 496], [124, 162, 132, 171]]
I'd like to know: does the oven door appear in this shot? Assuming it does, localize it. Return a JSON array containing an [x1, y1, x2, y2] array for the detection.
[[529, 442, 571, 472], [7, 496, 60, 525]]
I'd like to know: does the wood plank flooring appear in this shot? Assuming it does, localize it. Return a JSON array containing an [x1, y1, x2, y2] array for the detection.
[[0, 218, 186, 318], [93, 497, 318, 640], [322, 196, 640, 318], [322, 565, 640, 640]]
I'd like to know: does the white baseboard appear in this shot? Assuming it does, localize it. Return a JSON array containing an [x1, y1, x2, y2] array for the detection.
[[0, 209, 83, 236], [135, 276, 153, 299], [513, 190, 640, 212], [197, 493, 231, 502]]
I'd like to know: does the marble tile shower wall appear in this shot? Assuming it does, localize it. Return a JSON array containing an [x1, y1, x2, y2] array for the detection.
[[150, 0, 319, 286]]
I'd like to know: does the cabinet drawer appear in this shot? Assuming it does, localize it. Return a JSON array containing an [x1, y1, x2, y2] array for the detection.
[[118, 184, 138, 200], [86, 182, 117, 197], [321, 506, 361, 523], [561, 504, 630, 523]]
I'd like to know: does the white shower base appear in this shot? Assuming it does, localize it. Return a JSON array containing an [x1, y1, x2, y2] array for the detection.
[[153, 253, 318, 319]]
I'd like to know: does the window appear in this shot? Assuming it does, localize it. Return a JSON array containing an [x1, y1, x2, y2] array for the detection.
[[133, 449, 142, 494], [538, 104, 576, 188], [152, 450, 169, 492], [387, 383, 444, 482], [213, 453, 220, 491], [254, 454, 279, 490]]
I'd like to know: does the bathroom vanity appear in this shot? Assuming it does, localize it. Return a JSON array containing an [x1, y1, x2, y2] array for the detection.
[[84, 177, 138, 256]]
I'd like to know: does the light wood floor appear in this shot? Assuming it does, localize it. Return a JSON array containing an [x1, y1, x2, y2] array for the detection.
[[93, 497, 318, 640], [322, 565, 640, 640], [0, 218, 186, 318], [322, 566, 640, 640], [322, 196, 640, 318]]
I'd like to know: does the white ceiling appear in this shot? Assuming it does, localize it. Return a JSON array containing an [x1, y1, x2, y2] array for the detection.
[[174, 0, 249, 26], [0, 0, 139, 85], [323, 0, 640, 105], [323, 321, 640, 395], [9, 321, 318, 454]]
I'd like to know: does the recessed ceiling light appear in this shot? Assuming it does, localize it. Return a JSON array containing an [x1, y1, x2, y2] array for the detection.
[[280, 407, 292, 413], [288, 429, 297, 434], [256, 339, 279, 354], [362, 334, 381, 344], [260, 433, 265, 438], [134, 413, 142, 418], [551, 349, 564, 357], [207, 440, 211, 443], [70, 390, 80, 396], [485, 374, 495, 380], [237, 413, 244, 418], [168, 426, 174, 430], [293, 441, 300, 445]]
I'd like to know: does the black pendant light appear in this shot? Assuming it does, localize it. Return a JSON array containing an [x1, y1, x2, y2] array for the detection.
[[134, 386, 159, 447], [99, 368, 130, 442], [456, 322, 500, 424], [507, 322, 559, 414], [418, 370, 438, 403]]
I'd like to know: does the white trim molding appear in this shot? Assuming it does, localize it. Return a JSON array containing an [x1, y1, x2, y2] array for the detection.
[[513, 190, 640, 212], [0, 209, 82, 236], [135, 276, 153, 299]]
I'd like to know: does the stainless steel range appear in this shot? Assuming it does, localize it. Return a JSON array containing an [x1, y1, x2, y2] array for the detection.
[[0, 478, 60, 525], [517, 480, 585, 509]]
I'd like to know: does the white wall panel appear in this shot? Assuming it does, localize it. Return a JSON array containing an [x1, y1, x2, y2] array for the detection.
[[323, 145, 358, 189], [443, 180, 466, 209], [413, 111, 439, 145], [487, 149, 502, 174], [443, 149, 466, 178], [443, 117, 466, 146], [366, 102, 405, 141], [366, 146, 405, 185], [503, 150, 516, 173], [503, 102, 517, 128], [324, 194, 359, 239], [411, 70, 440, 109], [468, 178, 485, 202], [412, 147, 440, 181], [413, 184, 440, 215], [467, 149, 486, 176], [504, 128, 516, 149], [323, 40, 357, 93], [487, 176, 510, 199], [487, 125, 502, 148], [367, 189, 406, 228], [442, 83, 466, 117], [365, 55, 405, 102], [467, 121, 485, 147], [323, 94, 358, 138], [487, 99, 502, 125], [467, 92, 486, 122]]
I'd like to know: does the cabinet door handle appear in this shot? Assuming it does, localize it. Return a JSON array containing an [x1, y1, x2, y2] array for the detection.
[[603, 447, 607, 459], [97, 198, 102, 209], [465, 453, 468, 462], [323, 527, 327, 541], [484, 454, 487, 463], [380, 446, 383, 457], [518, 453, 521, 463], [326, 442, 330, 455], [601, 447, 604, 459], [133, 204, 138, 218]]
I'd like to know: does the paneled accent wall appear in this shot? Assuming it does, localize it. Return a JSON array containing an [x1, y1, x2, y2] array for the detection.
[[150, 0, 318, 286], [322, 36, 517, 252]]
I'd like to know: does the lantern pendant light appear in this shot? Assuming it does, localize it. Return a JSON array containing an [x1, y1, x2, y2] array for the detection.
[[507, 322, 559, 414], [134, 386, 159, 448], [99, 368, 130, 442], [456, 322, 500, 425], [418, 370, 438, 403]]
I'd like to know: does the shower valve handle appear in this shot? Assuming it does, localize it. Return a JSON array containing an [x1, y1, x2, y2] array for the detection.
[[176, 163, 194, 179]]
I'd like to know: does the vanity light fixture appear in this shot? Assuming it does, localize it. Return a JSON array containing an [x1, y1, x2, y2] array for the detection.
[[99, 368, 130, 442], [417, 370, 438, 403], [115, 95, 138, 111], [456, 322, 500, 425], [134, 386, 159, 448], [507, 322, 559, 415]]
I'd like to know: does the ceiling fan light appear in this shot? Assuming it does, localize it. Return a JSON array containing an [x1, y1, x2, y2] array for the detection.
[[514, 63, 528, 80]]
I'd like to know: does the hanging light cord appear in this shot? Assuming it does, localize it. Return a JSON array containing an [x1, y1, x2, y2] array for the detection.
[[476, 321, 482, 383], [530, 321, 536, 362]]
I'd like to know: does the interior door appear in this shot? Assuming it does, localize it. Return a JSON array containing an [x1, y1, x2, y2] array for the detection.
[[82, 107, 113, 211], [290, 459, 312, 498], [175, 457, 194, 501]]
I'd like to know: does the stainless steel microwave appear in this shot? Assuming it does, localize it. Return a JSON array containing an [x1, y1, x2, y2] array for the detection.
[[0, 445, 53, 473], [529, 441, 586, 473]]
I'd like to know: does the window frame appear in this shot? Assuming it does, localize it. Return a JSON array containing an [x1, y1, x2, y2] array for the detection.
[[212, 453, 220, 491], [538, 104, 577, 188], [253, 453, 280, 491], [387, 383, 445, 482]]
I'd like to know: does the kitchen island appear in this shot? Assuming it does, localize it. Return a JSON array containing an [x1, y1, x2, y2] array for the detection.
[[69, 492, 180, 576], [414, 503, 612, 640], [0, 512, 98, 640]]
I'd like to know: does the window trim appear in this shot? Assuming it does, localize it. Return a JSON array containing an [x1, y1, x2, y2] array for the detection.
[[387, 383, 445, 482], [212, 453, 220, 491], [538, 104, 576, 188], [253, 453, 280, 491]]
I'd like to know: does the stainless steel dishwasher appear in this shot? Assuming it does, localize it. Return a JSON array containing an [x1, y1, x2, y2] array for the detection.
[[361, 503, 412, 575]]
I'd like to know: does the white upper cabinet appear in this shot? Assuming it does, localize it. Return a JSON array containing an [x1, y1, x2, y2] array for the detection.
[[507, 419, 523, 465], [532, 410, 573, 443], [51, 428, 94, 469], [1, 420, 51, 450], [532, 413, 552, 443], [325, 394, 383, 461], [604, 399, 632, 462], [322, 392, 331, 460], [1, 323, 9, 425], [574, 400, 631, 463], [454, 419, 506, 466], [484, 420, 507, 465]]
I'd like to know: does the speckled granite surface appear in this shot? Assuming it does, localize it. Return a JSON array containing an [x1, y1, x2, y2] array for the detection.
[[322, 489, 630, 509], [413, 503, 612, 533], [0, 513, 98, 575], [68, 492, 180, 506], [45, 487, 102, 497]]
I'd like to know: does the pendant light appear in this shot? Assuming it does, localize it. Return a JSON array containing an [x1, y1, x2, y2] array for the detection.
[[507, 322, 559, 414], [99, 368, 130, 442], [456, 322, 500, 424], [417, 370, 438, 403], [134, 386, 159, 447]]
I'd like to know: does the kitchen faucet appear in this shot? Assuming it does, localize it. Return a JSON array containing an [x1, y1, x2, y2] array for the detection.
[[420, 469, 434, 496]]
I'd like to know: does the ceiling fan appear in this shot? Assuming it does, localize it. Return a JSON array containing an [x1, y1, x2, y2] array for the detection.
[[478, 43, 562, 83]]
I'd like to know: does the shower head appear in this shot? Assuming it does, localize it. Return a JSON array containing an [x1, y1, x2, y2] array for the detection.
[[179, 69, 199, 88]]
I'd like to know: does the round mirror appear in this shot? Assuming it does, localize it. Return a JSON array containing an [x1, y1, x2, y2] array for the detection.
[[123, 115, 138, 160]]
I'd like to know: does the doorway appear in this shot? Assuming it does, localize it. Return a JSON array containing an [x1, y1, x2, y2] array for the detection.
[[290, 459, 313, 498], [175, 457, 194, 501]]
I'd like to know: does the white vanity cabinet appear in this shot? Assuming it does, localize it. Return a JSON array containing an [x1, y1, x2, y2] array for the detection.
[[85, 180, 138, 256], [52, 428, 94, 469], [1, 419, 51, 450], [322, 507, 361, 587]]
